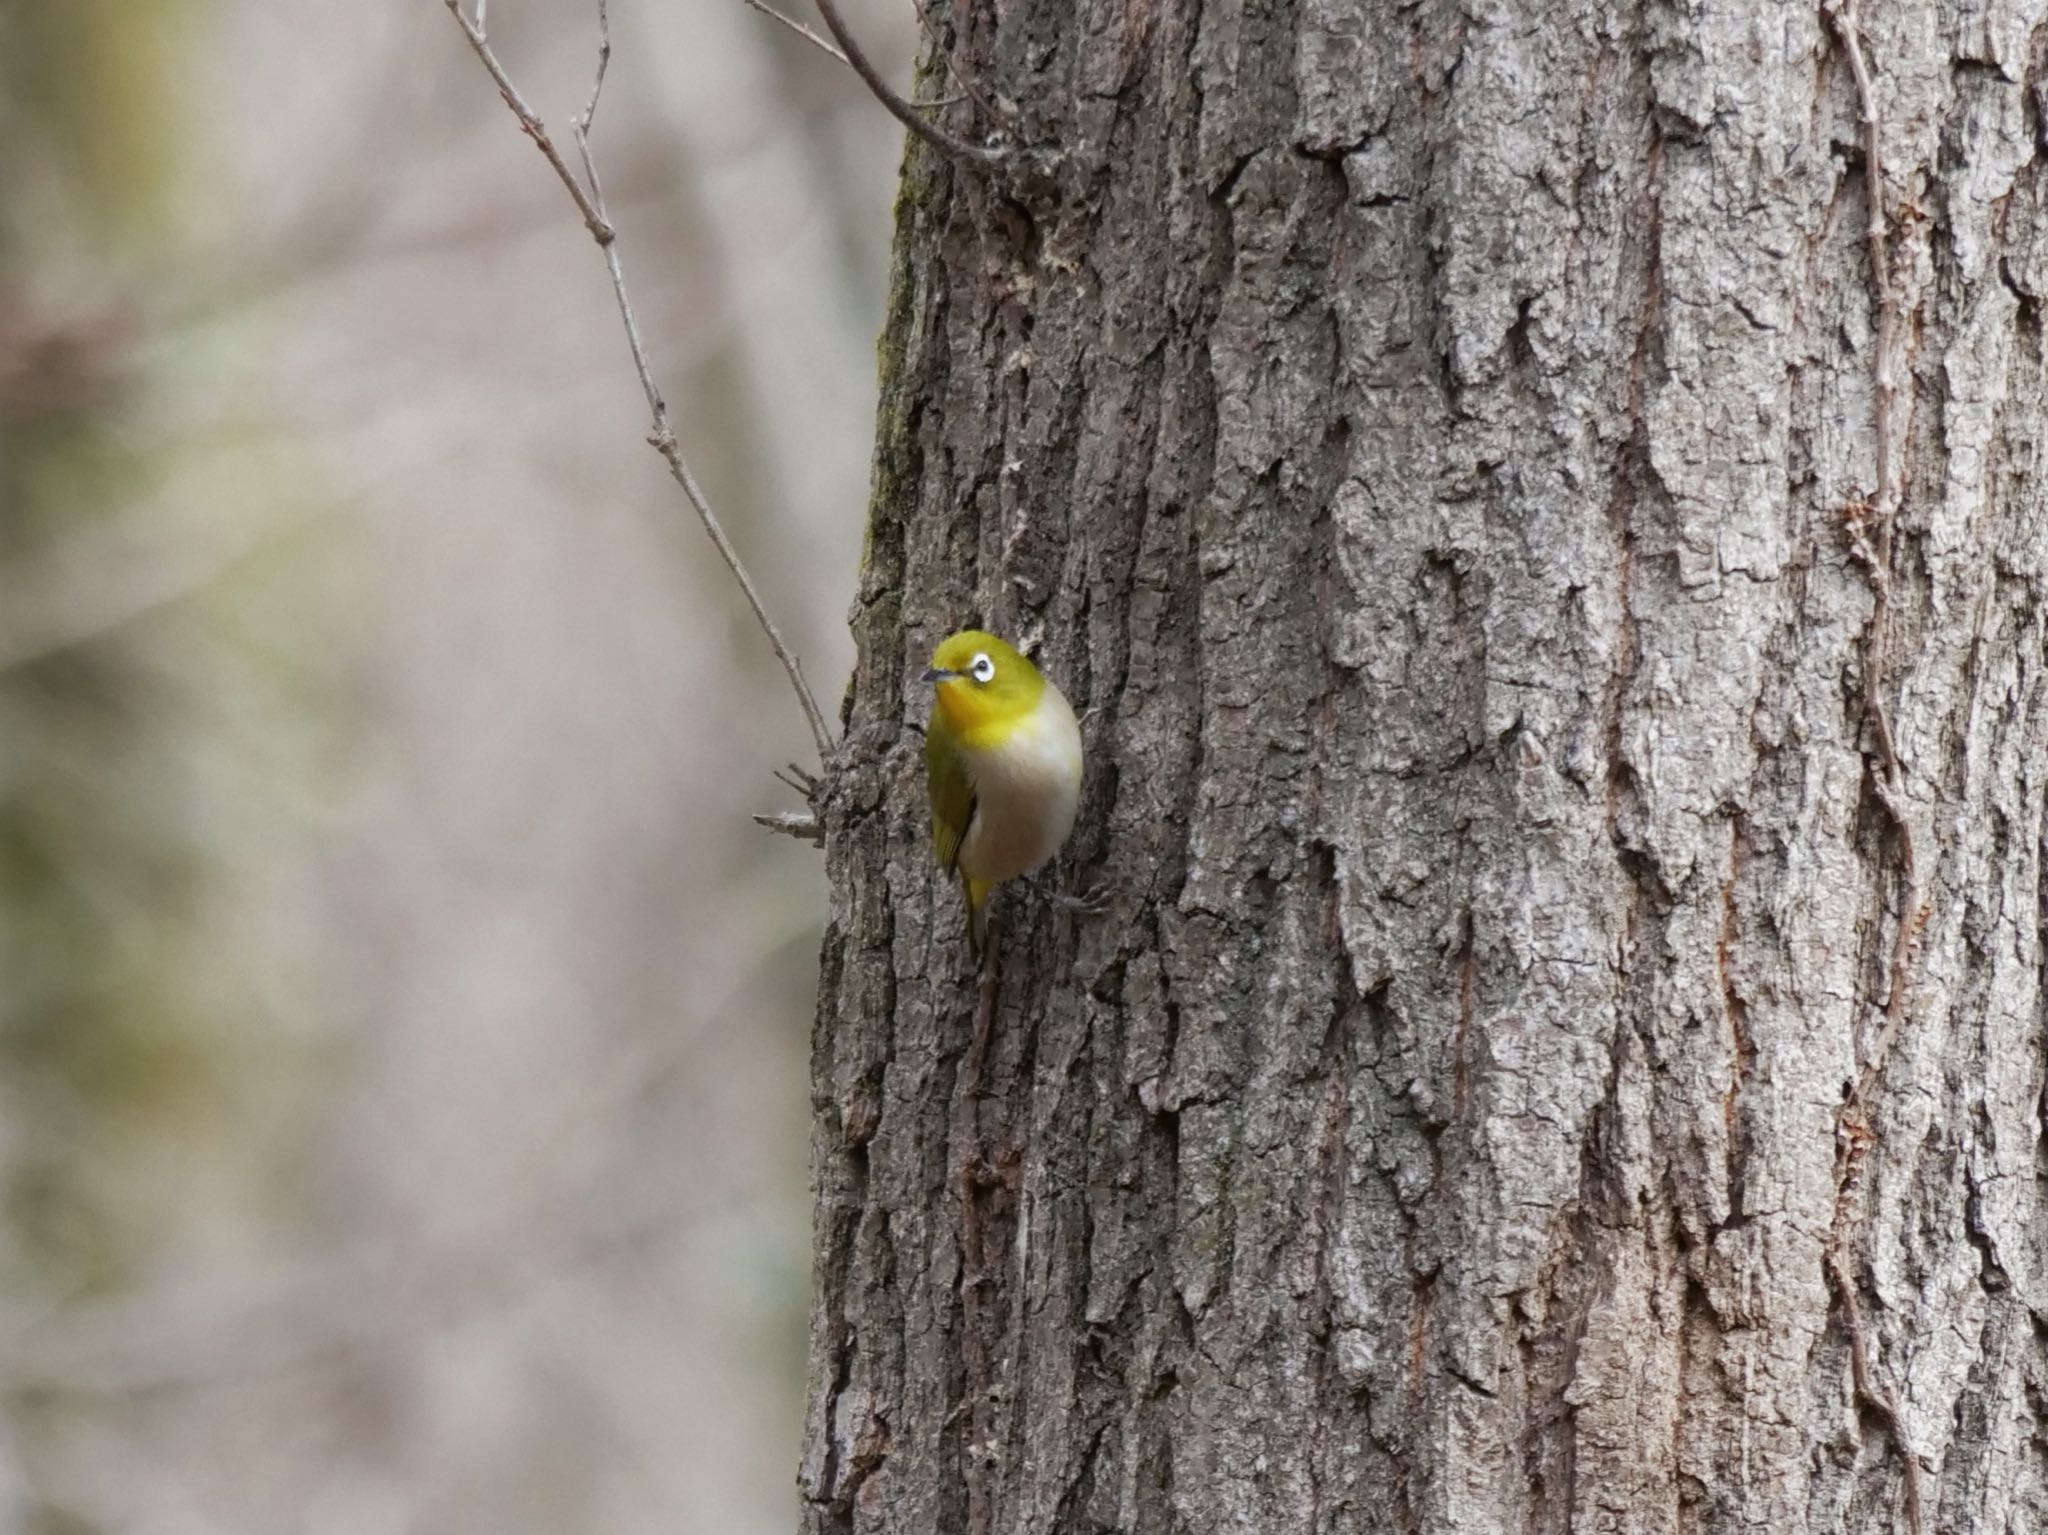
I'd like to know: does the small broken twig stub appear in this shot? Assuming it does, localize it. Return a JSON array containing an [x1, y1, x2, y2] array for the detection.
[[754, 809, 825, 844]]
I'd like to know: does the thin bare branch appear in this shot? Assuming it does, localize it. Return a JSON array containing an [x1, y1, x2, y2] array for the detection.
[[741, 0, 970, 111], [442, 0, 612, 245], [743, 0, 850, 65], [809, 0, 1007, 169], [580, 0, 613, 130], [442, 0, 835, 762]]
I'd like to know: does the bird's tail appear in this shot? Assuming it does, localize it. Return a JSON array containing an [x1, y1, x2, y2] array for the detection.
[[964, 876, 993, 960]]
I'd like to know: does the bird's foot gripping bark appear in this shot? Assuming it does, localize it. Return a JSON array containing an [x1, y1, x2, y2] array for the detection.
[[1029, 876, 1108, 917]]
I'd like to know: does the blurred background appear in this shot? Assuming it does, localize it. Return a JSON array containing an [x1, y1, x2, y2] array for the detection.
[[0, 0, 910, 1529]]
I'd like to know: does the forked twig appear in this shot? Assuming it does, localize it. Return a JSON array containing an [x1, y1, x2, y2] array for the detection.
[[441, 0, 836, 763], [443, 1, 610, 242]]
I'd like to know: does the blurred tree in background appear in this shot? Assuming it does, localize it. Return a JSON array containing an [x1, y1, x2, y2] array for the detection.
[[0, 0, 256, 1339], [0, 2, 906, 1529]]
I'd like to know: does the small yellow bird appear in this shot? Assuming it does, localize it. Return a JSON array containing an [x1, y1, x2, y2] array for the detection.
[[922, 629, 1084, 955]]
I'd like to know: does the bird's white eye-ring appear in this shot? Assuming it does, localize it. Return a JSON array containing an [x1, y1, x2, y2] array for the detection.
[[969, 652, 996, 683]]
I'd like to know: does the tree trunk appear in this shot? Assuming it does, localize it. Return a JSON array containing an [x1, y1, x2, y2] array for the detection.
[[803, 3, 2048, 1531]]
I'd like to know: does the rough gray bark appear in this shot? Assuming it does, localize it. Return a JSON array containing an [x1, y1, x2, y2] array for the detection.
[[803, 3, 2048, 1531]]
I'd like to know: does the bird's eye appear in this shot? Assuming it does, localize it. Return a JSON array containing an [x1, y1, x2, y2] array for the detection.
[[970, 653, 996, 683]]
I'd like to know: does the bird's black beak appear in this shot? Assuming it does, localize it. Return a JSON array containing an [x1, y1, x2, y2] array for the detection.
[[921, 666, 960, 684]]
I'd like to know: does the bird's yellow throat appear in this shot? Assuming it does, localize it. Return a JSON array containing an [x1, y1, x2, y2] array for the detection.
[[930, 670, 1044, 746]]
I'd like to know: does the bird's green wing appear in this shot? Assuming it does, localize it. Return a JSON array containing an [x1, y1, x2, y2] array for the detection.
[[925, 725, 976, 873]]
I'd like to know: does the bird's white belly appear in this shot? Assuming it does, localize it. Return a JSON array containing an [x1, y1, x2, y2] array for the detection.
[[958, 689, 1082, 885]]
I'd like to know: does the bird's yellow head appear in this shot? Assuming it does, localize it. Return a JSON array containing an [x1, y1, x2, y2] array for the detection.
[[921, 630, 1046, 743]]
